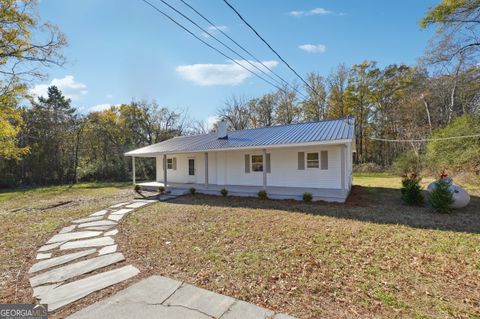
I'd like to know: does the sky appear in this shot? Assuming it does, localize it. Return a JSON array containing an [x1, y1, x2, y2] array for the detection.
[[32, 0, 439, 124]]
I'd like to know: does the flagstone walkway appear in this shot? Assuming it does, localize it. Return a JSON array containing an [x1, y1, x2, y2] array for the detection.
[[29, 199, 156, 311]]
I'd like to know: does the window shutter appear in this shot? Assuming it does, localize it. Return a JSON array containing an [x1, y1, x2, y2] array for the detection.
[[298, 152, 305, 170], [173, 157, 177, 170], [244, 154, 250, 173], [266, 153, 271, 173], [163, 157, 166, 169], [321, 151, 328, 169]]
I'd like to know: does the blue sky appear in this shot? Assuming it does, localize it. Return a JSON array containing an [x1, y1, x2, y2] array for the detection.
[[32, 0, 438, 123]]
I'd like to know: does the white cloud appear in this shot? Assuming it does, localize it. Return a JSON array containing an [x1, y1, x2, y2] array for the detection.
[[298, 44, 327, 53], [201, 25, 228, 38], [88, 103, 112, 113], [176, 60, 278, 86], [30, 75, 88, 100], [289, 7, 333, 17]]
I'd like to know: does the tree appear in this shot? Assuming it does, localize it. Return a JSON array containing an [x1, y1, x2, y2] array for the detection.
[[0, 0, 66, 159], [0, 87, 29, 159], [427, 114, 480, 175], [248, 94, 276, 128], [274, 85, 300, 125], [421, 0, 480, 64], [21, 86, 78, 184], [327, 64, 350, 118], [302, 73, 328, 122], [217, 95, 251, 130]]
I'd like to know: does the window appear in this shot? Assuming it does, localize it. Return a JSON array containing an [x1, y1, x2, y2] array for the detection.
[[306, 153, 319, 168], [167, 158, 173, 169], [251, 155, 263, 172]]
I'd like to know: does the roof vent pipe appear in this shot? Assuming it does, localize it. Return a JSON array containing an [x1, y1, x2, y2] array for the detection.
[[217, 120, 228, 139]]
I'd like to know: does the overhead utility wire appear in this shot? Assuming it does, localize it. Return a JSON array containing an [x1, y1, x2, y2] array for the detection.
[[178, 0, 307, 99], [155, 0, 301, 96], [222, 0, 321, 98], [371, 134, 480, 142], [140, 0, 284, 92]]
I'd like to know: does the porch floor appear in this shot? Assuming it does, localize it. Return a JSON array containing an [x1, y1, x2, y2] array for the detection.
[[137, 181, 348, 203]]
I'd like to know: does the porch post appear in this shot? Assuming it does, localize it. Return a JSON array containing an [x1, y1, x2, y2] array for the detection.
[[132, 156, 136, 185], [262, 148, 267, 191], [163, 154, 167, 192], [340, 145, 346, 190], [204, 152, 209, 188]]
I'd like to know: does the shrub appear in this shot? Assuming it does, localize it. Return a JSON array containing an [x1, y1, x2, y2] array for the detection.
[[189, 187, 196, 194], [391, 151, 424, 176], [303, 192, 313, 202], [220, 188, 228, 197], [257, 190, 268, 199], [158, 186, 165, 194], [427, 114, 480, 175], [400, 174, 424, 205], [429, 179, 454, 213]]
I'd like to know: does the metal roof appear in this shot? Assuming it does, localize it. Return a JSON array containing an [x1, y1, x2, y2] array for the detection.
[[125, 117, 355, 156]]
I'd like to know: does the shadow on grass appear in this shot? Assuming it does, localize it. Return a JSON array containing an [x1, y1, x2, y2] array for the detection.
[[166, 185, 480, 234]]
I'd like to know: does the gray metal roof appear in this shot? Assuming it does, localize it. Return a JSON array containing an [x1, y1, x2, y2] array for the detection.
[[125, 117, 355, 156]]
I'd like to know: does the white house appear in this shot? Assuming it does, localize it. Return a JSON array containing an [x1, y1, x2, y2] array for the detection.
[[125, 117, 355, 202]]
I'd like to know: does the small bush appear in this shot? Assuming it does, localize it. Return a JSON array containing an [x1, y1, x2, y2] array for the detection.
[[257, 190, 268, 199], [158, 186, 165, 194], [189, 187, 196, 194], [400, 174, 424, 205], [303, 192, 313, 202], [429, 179, 454, 213], [220, 188, 228, 197]]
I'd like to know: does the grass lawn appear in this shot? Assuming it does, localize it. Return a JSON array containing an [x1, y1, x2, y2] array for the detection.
[[0, 182, 132, 305], [118, 175, 480, 319], [0, 176, 479, 318]]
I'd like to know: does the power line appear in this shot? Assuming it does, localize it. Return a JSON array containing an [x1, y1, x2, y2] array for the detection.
[[140, 0, 284, 92], [178, 0, 307, 99], [222, 0, 319, 97], [371, 134, 480, 142], [155, 0, 292, 93]]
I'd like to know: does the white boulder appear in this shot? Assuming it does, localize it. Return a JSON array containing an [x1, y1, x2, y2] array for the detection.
[[427, 181, 470, 209]]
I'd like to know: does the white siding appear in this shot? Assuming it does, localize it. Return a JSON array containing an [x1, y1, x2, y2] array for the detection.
[[156, 144, 348, 190]]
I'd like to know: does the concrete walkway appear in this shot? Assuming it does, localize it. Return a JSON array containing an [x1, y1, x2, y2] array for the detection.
[[68, 276, 296, 319]]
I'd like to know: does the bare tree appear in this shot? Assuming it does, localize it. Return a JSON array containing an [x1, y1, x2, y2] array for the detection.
[[217, 95, 251, 130]]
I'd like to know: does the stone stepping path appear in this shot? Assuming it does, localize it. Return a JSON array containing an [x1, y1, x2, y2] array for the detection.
[[29, 199, 157, 312], [68, 275, 297, 319]]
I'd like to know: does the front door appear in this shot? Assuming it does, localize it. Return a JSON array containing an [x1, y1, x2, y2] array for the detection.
[[188, 158, 196, 183]]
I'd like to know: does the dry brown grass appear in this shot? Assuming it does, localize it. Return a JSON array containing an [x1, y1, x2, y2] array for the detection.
[[0, 177, 479, 318], [118, 180, 480, 319], [0, 183, 133, 306]]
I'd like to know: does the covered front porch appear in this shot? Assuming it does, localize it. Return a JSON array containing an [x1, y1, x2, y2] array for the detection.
[[136, 181, 348, 202]]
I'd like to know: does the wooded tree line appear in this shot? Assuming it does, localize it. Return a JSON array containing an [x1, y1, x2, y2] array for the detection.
[[0, 86, 186, 186], [217, 62, 479, 166], [0, 0, 479, 186]]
